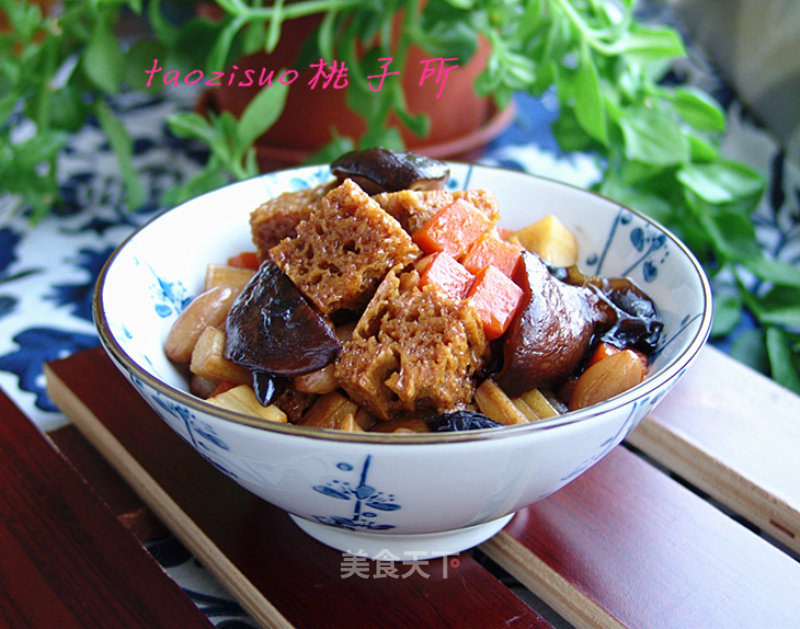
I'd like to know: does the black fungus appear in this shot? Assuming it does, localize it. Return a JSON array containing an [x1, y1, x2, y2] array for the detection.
[[427, 410, 503, 432], [589, 277, 664, 354], [252, 371, 286, 406]]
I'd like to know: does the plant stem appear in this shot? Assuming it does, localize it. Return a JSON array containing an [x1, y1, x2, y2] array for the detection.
[[549, 0, 630, 56], [226, 0, 363, 22]]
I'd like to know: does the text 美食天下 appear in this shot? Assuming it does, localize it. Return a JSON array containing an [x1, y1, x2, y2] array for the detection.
[[145, 57, 460, 99]]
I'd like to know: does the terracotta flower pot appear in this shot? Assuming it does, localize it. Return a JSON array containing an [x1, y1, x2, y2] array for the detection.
[[199, 14, 513, 171]]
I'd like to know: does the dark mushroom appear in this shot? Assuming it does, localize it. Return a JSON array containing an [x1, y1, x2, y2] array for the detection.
[[495, 252, 606, 396], [225, 261, 342, 377], [330, 147, 449, 194], [496, 253, 664, 397]]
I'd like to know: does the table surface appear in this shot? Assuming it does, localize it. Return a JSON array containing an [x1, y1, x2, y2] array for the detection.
[[2, 14, 800, 625]]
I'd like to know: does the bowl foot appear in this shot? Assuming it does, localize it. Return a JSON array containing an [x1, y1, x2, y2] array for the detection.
[[289, 513, 514, 561]]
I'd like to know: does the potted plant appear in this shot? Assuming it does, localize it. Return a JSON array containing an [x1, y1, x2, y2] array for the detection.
[[2, 0, 799, 393]]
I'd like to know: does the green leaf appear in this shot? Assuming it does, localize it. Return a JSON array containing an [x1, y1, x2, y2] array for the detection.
[[146, 0, 178, 46], [161, 168, 231, 207], [10, 131, 68, 169], [443, 0, 474, 8], [699, 210, 762, 260], [677, 161, 764, 204], [306, 136, 355, 166], [124, 38, 168, 92], [172, 19, 223, 69], [47, 86, 88, 132], [559, 43, 607, 144], [316, 9, 337, 60], [765, 327, 800, 395], [686, 132, 719, 162], [618, 106, 688, 166], [729, 329, 769, 375], [393, 105, 429, 138], [753, 286, 800, 328], [236, 81, 289, 152], [207, 16, 246, 71], [167, 111, 218, 145], [359, 125, 404, 152], [413, 21, 477, 61], [742, 256, 800, 289], [608, 25, 685, 64], [264, 0, 285, 53], [94, 100, 145, 209], [0, 95, 17, 126], [241, 20, 267, 55], [83, 17, 125, 94], [551, 105, 595, 153], [599, 175, 675, 225], [710, 290, 742, 338], [668, 86, 725, 132]]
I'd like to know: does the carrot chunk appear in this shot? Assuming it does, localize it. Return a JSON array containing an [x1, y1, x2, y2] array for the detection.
[[227, 251, 260, 270], [587, 341, 649, 369], [465, 265, 524, 340], [418, 252, 475, 301], [412, 199, 493, 258], [461, 232, 523, 277]]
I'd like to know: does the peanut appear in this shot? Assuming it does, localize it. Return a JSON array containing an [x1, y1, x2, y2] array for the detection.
[[164, 286, 236, 363], [189, 326, 251, 385], [569, 349, 646, 410]]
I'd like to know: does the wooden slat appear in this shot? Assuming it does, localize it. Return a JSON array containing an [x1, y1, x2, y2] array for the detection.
[[628, 345, 800, 552], [48, 424, 167, 543], [481, 446, 800, 628], [0, 388, 214, 628], [45, 348, 552, 629]]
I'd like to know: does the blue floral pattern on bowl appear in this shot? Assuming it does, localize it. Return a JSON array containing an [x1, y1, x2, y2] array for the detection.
[[312, 455, 401, 531]]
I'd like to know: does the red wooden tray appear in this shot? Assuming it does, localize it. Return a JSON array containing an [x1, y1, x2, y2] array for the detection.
[[0, 388, 213, 628], [45, 347, 548, 629], [44, 346, 800, 627]]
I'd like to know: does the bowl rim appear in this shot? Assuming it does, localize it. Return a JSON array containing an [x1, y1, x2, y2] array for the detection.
[[93, 162, 713, 445]]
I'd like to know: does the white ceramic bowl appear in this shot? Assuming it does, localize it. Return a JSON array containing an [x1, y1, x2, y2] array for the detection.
[[94, 163, 712, 560]]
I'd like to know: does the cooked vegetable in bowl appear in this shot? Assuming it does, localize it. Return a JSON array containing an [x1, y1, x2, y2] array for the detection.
[[163, 149, 664, 434], [94, 153, 711, 558]]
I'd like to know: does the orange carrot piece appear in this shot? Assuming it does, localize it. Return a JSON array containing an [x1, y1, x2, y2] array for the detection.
[[587, 341, 648, 369], [227, 251, 260, 270], [418, 252, 475, 301], [412, 199, 494, 258], [466, 265, 524, 340], [461, 232, 523, 277]]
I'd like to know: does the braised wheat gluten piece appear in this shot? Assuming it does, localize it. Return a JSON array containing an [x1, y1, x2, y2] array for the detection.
[[250, 183, 330, 255], [373, 188, 500, 234], [334, 265, 488, 421], [269, 179, 421, 315]]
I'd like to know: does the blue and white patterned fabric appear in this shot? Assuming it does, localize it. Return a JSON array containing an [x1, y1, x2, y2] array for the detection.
[[1, 33, 797, 629]]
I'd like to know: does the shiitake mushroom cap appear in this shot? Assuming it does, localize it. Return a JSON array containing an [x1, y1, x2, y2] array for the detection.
[[330, 147, 450, 194]]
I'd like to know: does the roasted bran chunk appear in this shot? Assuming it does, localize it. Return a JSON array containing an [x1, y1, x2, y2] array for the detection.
[[334, 266, 488, 421], [250, 183, 329, 256], [373, 189, 500, 234], [269, 179, 421, 315]]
